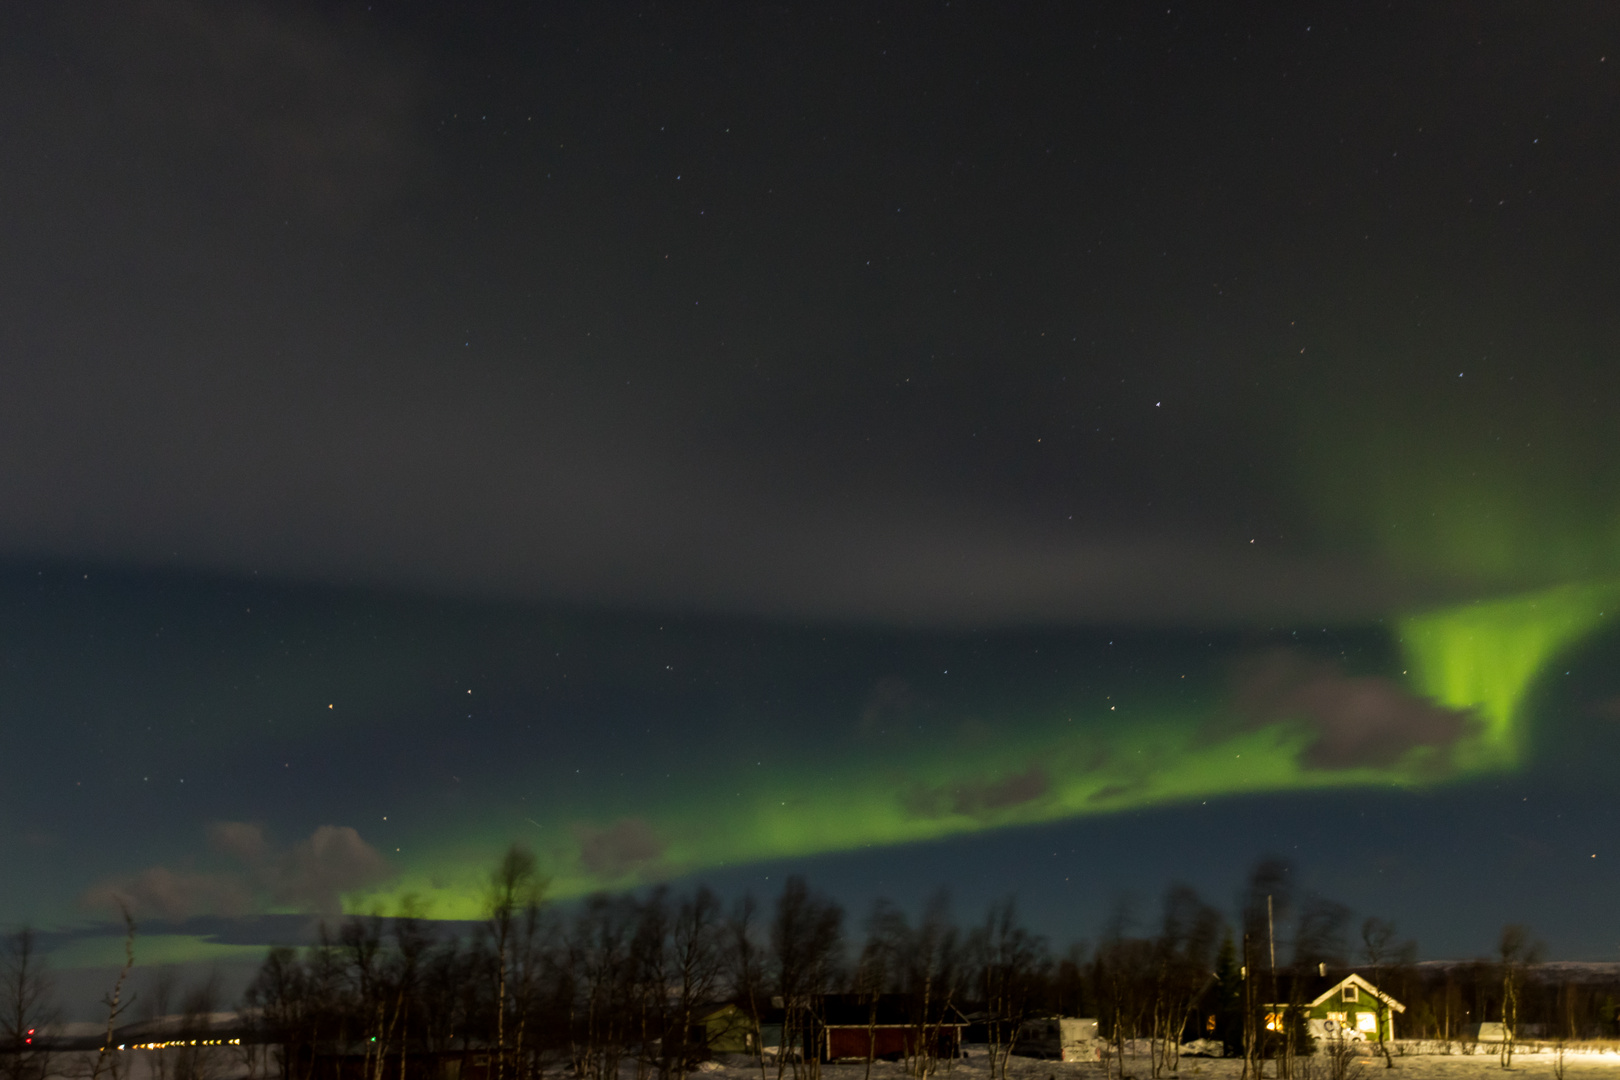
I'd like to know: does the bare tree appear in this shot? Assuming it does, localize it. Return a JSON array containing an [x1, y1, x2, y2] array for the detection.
[[1495, 925, 1541, 1069], [1093, 900, 1151, 1080], [173, 974, 224, 1080], [0, 929, 58, 1080], [1284, 895, 1348, 1080], [725, 895, 771, 1080], [305, 927, 348, 1071], [246, 946, 330, 1080], [1148, 887, 1221, 1080], [1359, 919, 1413, 1070], [89, 903, 137, 1080], [1321, 1032, 1362, 1080], [518, 903, 554, 1080], [1552, 974, 1578, 1080], [246, 948, 307, 1080], [143, 968, 177, 1080], [898, 891, 962, 1080], [628, 888, 671, 1080], [666, 888, 725, 1080], [386, 899, 437, 1080], [854, 900, 905, 1080], [1239, 859, 1292, 1080], [770, 877, 843, 1080], [487, 845, 545, 1080], [974, 898, 1048, 1080], [419, 936, 477, 1060], [566, 893, 637, 1080], [1053, 941, 1092, 1021], [339, 916, 386, 1080]]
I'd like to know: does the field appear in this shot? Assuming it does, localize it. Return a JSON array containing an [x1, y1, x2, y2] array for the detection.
[[46, 1042, 1620, 1080], [703, 1045, 1620, 1080]]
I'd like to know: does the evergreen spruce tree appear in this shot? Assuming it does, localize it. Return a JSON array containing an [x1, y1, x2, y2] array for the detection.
[[1212, 933, 1245, 1059]]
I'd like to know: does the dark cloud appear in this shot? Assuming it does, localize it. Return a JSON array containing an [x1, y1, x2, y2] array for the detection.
[[905, 766, 1050, 820], [208, 821, 269, 864], [965, 767, 1050, 812], [1230, 651, 1478, 770], [81, 866, 256, 923], [81, 0, 419, 219], [0, 1, 1535, 630], [83, 823, 392, 921], [574, 818, 665, 878], [273, 826, 393, 914], [0, 379, 1436, 626]]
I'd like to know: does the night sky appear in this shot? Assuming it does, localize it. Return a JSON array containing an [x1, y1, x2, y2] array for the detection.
[[4, 1, 1620, 1004]]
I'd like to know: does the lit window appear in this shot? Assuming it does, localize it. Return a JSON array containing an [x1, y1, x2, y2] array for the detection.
[[1357, 1012, 1377, 1033]]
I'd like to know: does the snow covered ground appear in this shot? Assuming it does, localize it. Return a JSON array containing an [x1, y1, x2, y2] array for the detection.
[[51, 1042, 1620, 1080], [706, 1044, 1620, 1080]]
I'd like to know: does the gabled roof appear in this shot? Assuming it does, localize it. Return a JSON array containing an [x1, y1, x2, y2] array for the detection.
[[1262, 972, 1405, 1013], [1309, 973, 1404, 1013], [698, 1000, 784, 1024]]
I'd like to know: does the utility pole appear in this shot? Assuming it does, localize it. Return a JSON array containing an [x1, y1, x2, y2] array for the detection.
[[1267, 895, 1276, 974]]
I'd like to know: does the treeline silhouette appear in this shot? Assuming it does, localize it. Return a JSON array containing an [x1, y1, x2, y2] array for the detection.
[[5, 851, 1620, 1080], [244, 848, 1070, 1080]]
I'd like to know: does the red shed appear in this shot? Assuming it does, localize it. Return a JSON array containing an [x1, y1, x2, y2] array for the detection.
[[811, 995, 968, 1062]]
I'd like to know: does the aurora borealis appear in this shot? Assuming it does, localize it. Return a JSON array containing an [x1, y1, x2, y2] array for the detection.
[[6, 560, 1617, 940], [4, 0, 1620, 1010]]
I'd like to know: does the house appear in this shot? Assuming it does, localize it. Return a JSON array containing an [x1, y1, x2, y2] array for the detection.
[[809, 995, 969, 1062], [692, 1003, 767, 1055], [1262, 971, 1405, 1042]]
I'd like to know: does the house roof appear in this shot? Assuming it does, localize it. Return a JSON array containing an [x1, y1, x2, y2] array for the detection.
[[697, 1000, 784, 1024], [1262, 972, 1405, 1013], [816, 994, 969, 1028]]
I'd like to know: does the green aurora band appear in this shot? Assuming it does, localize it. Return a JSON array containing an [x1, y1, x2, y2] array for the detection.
[[347, 580, 1620, 919], [348, 359, 1620, 919]]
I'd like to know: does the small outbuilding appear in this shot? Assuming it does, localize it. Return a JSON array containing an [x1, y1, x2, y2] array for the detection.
[[1016, 1017, 1101, 1062], [810, 995, 969, 1062]]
